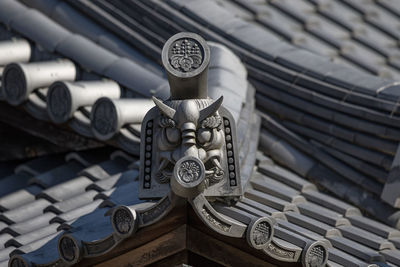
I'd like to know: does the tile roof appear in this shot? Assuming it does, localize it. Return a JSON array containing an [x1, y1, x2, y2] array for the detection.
[[0, 0, 399, 266]]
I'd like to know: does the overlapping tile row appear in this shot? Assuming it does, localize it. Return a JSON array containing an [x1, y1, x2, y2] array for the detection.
[[0, 61, 259, 267], [0, 0, 162, 155], [232, 151, 400, 266], [0, 0, 250, 157], [0, 149, 139, 265], [71, 0, 400, 218], [3, 148, 399, 265], [0, 0, 399, 265], [221, 0, 400, 80]]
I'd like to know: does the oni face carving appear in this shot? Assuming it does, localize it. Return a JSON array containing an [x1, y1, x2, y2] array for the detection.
[[139, 32, 241, 199], [153, 97, 225, 187]]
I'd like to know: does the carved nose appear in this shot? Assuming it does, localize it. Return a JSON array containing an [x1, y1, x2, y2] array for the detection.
[[182, 130, 196, 146], [179, 122, 198, 158]]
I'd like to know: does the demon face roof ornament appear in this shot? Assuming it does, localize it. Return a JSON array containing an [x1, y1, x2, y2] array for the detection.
[[139, 32, 242, 200], [111, 33, 275, 247]]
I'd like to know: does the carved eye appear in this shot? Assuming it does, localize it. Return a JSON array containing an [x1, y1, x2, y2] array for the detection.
[[166, 127, 180, 144], [197, 128, 212, 144]]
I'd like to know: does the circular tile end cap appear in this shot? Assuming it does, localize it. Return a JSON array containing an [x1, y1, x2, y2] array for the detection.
[[2, 63, 28, 106], [58, 234, 81, 265], [162, 32, 210, 79], [302, 240, 329, 267], [90, 97, 120, 141], [111, 205, 138, 238], [9, 255, 30, 267], [47, 81, 73, 124], [246, 217, 274, 250], [172, 156, 206, 198]]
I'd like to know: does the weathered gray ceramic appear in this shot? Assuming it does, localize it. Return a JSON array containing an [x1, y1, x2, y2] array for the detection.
[[47, 80, 121, 124], [2, 59, 76, 105], [139, 32, 241, 200], [0, 39, 31, 65]]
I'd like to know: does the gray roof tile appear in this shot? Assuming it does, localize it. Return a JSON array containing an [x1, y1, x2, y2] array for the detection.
[[328, 247, 372, 267], [296, 202, 351, 227], [390, 237, 400, 250], [57, 34, 118, 73], [0, 185, 43, 211], [327, 236, 385, 263], [0, 234, 12, 249], [0, 198, 51, 224], [250, 172, 306, 203], [2, 212, 56, 236], [28, 160, 84, 188], [96, 181, 141, 208], [277, 219, 330, 247], [87, 169, 138, 192], [0, 246, 15, 262], [11, 231, 61, 255], [5, 223, 59, 248], [236, 198, 286, 220], [14, 155, 65, 176], [245, 188, 299, 212], [346, 215, 400, 239], [301, 189, 361, 216], [12, 9, 69, 52], [381, 249, 400, 266], [285, 211, 342, 238], [44, 190, 98, 214], [79, 158, 130, 181], [269, 0, 315, 23], [337, 225, 395, 250], [36, 176, 93, 203], [50, 199, 102, 224], [0, 172, 33, 200], [257, 160, 317, 192]]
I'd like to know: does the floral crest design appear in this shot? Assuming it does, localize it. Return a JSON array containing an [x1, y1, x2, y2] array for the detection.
[[177, 159, 201, 183], [253, 221, 270, 246], [169, 38, 202, 72]]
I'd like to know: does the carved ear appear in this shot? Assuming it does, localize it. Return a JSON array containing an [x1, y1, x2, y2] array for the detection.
[[199, 96, 223, 122], [152, 96, 176, 119]]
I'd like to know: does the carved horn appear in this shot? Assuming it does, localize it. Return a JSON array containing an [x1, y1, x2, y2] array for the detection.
[[152, 96, 176, 119], [199, 96, 223, 122]]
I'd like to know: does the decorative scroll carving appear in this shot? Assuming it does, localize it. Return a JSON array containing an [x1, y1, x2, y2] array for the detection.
[[169, 38, 203, 72], [140, 196, 171, 226], [201, 206, 231, 232], [84, 235, 116, 256], [265, 241, 296, 261]]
